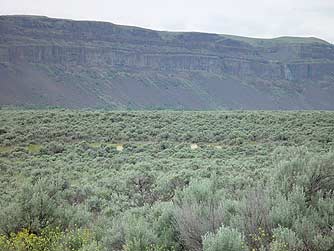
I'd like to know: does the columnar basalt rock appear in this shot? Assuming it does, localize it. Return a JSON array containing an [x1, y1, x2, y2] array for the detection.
[[0, 15, 334, 109]]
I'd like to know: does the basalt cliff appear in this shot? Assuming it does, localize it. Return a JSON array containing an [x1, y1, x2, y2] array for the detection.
[[1, 15, 334, 109]]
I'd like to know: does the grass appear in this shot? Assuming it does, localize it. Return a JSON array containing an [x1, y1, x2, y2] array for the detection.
[[27, 144, 42, 153], [88, 142, 117, 148], [0, 144, 41, 154], [0, 146, 13, 153]]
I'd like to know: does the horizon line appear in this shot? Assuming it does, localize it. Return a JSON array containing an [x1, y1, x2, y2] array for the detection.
[[1, 13, 332, 44]]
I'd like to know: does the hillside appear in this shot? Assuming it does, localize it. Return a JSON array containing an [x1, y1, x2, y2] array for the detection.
[[0, 15, 334, 109]]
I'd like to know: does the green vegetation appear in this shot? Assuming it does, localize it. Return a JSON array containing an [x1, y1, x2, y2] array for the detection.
[[0, 109, 333, 251]]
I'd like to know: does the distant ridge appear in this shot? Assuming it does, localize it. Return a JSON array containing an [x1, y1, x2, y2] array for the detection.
[[1, 15, 334, 109]]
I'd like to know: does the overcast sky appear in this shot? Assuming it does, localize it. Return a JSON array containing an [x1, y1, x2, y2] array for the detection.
[[1, 0, 333, 43]]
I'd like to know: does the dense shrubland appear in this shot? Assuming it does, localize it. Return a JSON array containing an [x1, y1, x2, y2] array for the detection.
[[0, 109, 333, 250]]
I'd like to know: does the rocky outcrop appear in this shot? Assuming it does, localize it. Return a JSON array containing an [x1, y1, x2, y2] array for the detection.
[[0, 15, 334, 109], [3, 44, 334, 81]]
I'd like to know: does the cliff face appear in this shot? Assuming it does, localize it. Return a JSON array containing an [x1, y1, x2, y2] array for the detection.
[[1, 15, 334, 109]]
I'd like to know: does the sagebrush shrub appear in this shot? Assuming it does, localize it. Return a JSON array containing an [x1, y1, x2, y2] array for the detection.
[[202, 225, 246, 251]]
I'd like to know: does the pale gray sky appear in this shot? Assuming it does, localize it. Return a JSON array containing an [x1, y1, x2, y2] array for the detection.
[[1, 0, 334, 43]]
